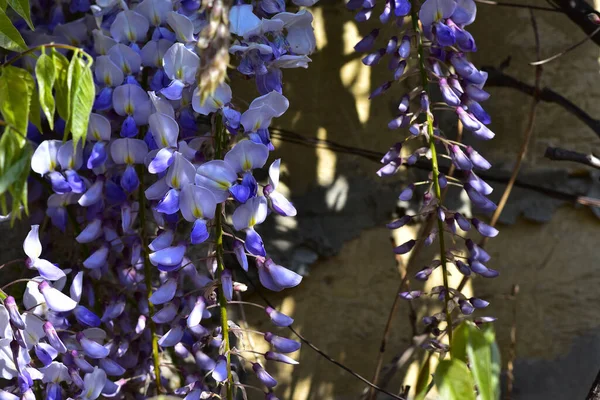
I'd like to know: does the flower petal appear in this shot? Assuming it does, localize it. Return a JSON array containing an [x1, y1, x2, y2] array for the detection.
[[149, 278, 178, 305]]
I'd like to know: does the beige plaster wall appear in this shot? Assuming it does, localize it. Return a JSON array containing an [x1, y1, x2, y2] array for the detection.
[[240, 0, 600, 398]]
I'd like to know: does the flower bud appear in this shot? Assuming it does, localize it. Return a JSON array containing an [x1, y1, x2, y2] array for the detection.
[[386, 215, 412, 229], [43, 322, 67, 353], [394, 239, 415, 255], [398, 184, 414, 201], [354, 29, 379, 52], [221, 269, 233, 301], [264, 332, 301, 353], [265, 351, 299, 365], [253, 363, 277, 388], [5, 297, 24, 330], [265, 307, 294, 327]]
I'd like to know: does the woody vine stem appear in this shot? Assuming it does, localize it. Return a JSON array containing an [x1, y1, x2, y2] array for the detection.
[[411, 0, 454, 346]]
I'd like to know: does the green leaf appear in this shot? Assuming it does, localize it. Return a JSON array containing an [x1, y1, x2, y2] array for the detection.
[[0, 66, 34, 138], [29, 85, 41, 132], [66, 54, 94, 147], [466, 323, 501, 400], [0, 0, 7, 11], [53, 49, 71, 124], [0, 8, 26, 51], [434, 359, 476, 400], [35, 53, 56, 130], [451, 322, 469, 363], [414, 354, 432, 400], [6, 0, 33, 29], [0, 145, 29, 194]]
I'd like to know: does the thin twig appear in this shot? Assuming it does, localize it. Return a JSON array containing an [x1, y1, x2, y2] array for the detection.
[[239, 270, 406, 400], [544, 146, 600, 169], [481, 65, 600, 138], [530, 26, 600, 66], [270, 127, 600, 208]]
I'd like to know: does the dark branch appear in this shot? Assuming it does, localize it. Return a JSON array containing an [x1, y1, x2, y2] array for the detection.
[[270, 127, 600, 207], [482, 65, 600, 138], [544, 146, 600, 169], [548, 0, 600, 46], [586, 367, 600, 399]]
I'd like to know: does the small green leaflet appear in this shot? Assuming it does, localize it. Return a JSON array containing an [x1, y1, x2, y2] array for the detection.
[[6, 0, 33, 29], [414, 354, 432, 400], [29, 85, 41, 132], [0, 145, 29, 194], [35, 52, 56, 130], [0, 65, 34, 138], [467, 324, 501, 400], [66, 54, 94, 147], [53, 49, 71, 123], [434, 359, 476, 400], [0, 8, 26, 51]]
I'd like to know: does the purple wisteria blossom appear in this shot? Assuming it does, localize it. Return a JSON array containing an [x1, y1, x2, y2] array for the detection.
[[6, 0, 318, 397]]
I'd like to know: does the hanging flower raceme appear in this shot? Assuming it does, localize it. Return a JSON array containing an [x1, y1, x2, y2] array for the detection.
[[7, 0, 317, 398], [348, 0, 498, 354]]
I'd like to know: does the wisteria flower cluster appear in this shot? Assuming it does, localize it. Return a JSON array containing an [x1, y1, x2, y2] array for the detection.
[[0, 0, 318, 398], [349, 0, 498, 349]]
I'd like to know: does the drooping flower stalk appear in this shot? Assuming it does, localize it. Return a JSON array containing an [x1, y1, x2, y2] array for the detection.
[[213, 114, 233, 400], [410, 1, 453, 344], [138, 166, 164, 393]]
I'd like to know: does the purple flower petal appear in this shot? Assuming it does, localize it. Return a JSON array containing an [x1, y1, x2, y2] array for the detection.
[[264, 332, 301, 353], [394, 239, 416, 254], [98, 358, 126, 376], [211, 356, 228, 382], [245, 228, 266, 257], [233, 240, 248, 272], [155, 188, 180, 215], [152, 302, 179, 324], [265, 307, 293, 327], [472, 218, 499, 237], [265, 259, 302, 290], [149, 278, 177, 305], [149, 244, 186, 267], [78, 334, 110, 359], [39, 281, 77, 312], [253, 363, 277, 388], [158, 324, 184, 347], [265, 351, 298, 365], [187, 297, 206, 328], [74, 306, 101, 328]]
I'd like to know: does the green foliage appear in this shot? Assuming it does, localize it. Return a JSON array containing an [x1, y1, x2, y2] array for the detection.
[[467, 325, 501, 400], [0, 65, 33, 135], [434, 359, 476, 400], [0, 8, 26, 51], [434, 321, 501, 400], [0, 65, 33, 218], [65, 53, 94, 147], [0, 43, 95, 221], [35, 53, 56, 130], [53, 49, 71, 122], [6, 0, 32, 29], [414, 354, 432, 400]]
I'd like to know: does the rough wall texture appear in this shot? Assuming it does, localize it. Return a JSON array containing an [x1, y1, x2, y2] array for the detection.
[[242, 0, 600, 399]]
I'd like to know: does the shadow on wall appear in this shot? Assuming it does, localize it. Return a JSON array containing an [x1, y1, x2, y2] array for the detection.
[[240, 0, 600, 399]]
